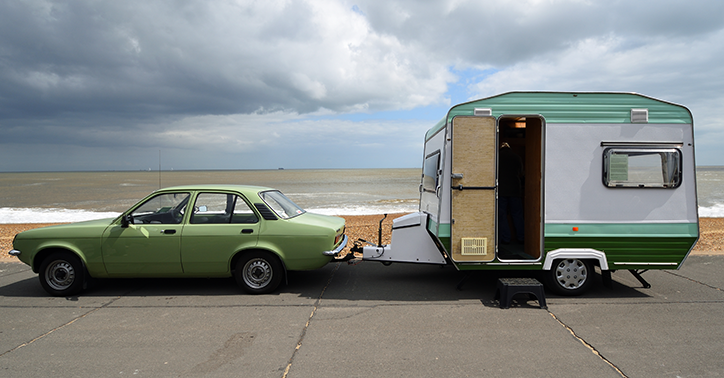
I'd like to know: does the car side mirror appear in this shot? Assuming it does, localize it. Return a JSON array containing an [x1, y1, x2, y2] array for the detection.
[[121, 214, 133, 228]]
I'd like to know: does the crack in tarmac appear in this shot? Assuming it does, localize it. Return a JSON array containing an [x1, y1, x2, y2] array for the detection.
[[549, 311, 628, 377], [0, 295, 122, 357], [664, 270, 723, 291], [282, 261, 341, 378], [0, 284, 148, 357], [544, 270, 724, 378]]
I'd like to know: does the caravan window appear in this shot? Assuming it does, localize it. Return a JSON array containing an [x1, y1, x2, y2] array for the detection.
[[603, 148, 682, 188], [422, 151, 441, 193]]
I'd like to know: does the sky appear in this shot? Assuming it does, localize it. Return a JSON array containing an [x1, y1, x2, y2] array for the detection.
[[1, 0, 723, 172]]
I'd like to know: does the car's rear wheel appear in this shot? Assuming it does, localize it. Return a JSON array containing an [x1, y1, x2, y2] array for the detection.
[[235, 251, 283, 294], [39, 252, 85, 297]]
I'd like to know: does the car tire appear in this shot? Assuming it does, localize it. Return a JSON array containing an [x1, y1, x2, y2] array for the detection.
[[546, 258, 593, 296], [235, 251, 283, 294], [39, 252, 85, 297]]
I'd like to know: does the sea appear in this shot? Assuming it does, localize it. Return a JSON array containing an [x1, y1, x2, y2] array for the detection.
[[1, 167, 723, 223]]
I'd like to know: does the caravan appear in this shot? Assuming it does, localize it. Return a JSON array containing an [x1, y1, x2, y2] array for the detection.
[[351, 92, 699, 295]]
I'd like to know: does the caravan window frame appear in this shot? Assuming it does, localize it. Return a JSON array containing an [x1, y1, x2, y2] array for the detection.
[[602, 147, 682, 189], [422, 150, 441, 195]]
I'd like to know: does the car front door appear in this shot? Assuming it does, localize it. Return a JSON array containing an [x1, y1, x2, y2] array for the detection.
[[101, 192, 189, 276], [180, 192, 260, 274]]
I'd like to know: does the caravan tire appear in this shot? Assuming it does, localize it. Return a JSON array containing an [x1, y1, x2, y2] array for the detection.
[[547, 259, 593, 296]]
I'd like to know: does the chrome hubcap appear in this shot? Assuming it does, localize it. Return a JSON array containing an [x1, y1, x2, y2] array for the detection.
[[45, 260, 76, 291], [554, 259, 588, 290], [243, 258, 272, 289]]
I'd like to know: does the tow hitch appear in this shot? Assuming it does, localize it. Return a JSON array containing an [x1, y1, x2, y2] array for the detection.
[[349, 213, 387, 254], [349, 214, 389, 264]]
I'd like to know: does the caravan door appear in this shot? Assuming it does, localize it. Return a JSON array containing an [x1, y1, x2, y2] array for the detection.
[[449, 116, 497, 262]]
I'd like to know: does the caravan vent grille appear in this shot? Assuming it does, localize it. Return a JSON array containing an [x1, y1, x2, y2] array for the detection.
[[631, 108, 649, 123], [474, 108, 492, 116], [461, 237, 487, 255]]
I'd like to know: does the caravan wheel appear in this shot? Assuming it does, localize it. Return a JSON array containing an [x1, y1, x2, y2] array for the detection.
[[547, 259, 593, 296]]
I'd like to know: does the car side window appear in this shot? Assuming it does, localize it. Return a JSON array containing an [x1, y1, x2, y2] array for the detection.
[[231, 197, 259, 224], [191, 193, 259, 224], [131, 192, 190, 224]]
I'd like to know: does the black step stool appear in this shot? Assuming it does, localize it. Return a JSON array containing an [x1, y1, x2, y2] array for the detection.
[[494, 278, 547, 309]]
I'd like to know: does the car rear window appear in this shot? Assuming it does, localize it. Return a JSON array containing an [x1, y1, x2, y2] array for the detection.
[[259, 190, 305, 219]]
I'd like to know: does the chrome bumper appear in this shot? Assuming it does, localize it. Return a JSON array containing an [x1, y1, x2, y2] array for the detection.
[[9, 249, 21, 257], [323, 235, 348, 256]]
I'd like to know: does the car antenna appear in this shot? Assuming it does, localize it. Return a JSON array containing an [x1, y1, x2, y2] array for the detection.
[[158, 149, 162, 189]]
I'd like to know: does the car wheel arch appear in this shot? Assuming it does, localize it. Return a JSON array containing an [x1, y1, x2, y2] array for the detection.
[[33, 247, 87, 274], [230, 248, 288, 275]]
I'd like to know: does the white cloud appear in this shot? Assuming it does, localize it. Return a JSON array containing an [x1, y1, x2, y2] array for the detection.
[[466, 27, 724, 165]]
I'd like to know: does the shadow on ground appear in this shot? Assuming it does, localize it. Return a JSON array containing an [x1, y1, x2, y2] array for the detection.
[[0, 261, 651, 304]]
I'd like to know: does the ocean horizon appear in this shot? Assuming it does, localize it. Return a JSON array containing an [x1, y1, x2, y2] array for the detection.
[[1, 167, 723, 223]]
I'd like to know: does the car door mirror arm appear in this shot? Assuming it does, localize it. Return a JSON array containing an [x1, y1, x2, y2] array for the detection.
[[121, 214, 133, 228]]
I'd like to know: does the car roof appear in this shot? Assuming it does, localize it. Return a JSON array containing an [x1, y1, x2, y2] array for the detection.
[[155, 184, 276, 193]]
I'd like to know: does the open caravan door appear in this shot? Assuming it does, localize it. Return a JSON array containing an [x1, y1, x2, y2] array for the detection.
[[450, 116, 497, 263]]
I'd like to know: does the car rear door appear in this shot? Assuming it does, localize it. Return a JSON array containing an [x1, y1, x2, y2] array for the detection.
[[180, 192, 260, 274]]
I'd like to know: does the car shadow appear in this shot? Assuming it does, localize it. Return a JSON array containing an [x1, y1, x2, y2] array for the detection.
[[1, 261, 651, 302]]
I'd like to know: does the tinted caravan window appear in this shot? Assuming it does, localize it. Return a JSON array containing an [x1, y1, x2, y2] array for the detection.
[[422, 151, 441, 193], [603, 148, 682, 188]]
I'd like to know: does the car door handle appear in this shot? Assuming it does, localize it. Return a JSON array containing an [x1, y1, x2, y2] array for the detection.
[[161, 229, 177, 235], [241, 229, 254, 234]]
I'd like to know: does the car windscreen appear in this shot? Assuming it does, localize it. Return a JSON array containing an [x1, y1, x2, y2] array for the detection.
[[259, 190, 306, 219]]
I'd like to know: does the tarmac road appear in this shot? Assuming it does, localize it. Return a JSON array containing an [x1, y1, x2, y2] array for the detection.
[[1, 255, 723, 377]]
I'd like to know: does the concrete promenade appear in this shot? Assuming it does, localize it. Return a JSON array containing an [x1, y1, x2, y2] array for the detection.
[[1, 255, 723, 377]]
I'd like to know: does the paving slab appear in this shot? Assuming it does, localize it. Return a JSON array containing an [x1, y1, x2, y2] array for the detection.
[[674, 254, 724, 290], [553, 302, 724, 377], [0, 262, 331, 377], [291, 303, 621, 377], [1, 255, 724, 377]]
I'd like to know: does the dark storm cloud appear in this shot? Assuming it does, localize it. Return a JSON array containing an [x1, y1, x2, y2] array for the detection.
[[12, 1, 453, 117], [1, 3, 243, 120], [0, 0, 390, 123], [356, 0, 724, 65]]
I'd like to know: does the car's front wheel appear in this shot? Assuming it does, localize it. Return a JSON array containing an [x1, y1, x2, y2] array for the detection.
[[39, 252, 85, 296], [234, 251, 283, 294]]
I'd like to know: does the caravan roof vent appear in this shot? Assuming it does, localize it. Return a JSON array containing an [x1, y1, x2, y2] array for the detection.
[[631, 108, 649, 123], [474, 108, 492, 117]]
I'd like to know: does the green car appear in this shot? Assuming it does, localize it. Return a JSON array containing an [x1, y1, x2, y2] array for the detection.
[[9, 185, 347, 296]]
